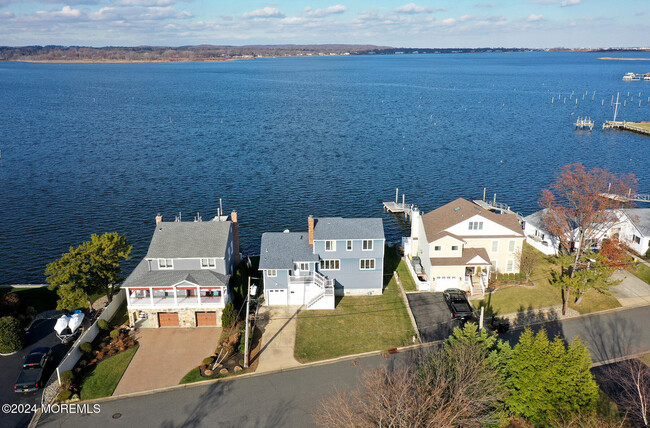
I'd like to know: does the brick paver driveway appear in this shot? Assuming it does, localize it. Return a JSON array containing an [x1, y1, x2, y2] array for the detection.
[[114, 327, 221, 395]]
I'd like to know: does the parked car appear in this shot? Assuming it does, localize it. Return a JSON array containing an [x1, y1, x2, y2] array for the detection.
[[443, 288, 474, 320], [14, 347, 51, 393]]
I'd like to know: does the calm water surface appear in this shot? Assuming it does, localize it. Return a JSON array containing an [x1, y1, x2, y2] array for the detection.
[[1, 52, 648, 283]]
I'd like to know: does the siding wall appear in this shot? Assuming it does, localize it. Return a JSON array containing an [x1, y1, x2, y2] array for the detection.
[[314, 239, 384, 292]]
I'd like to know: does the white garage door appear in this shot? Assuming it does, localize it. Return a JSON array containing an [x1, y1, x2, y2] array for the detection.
[[435, 276, 458, 292], [267, 289, 287, 306]]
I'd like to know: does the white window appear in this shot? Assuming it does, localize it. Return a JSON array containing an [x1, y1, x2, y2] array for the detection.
[[362, 240, 373, 251], [451, 245, 458, 251], [267, 269, 277, 277], [491, 240, 499, 252], [469, 221, 483, 231], [506, 260, 514, 272], [508, 240, 516, 253], [158, 259, 173, 269], [633, 235, 641, 244], [360, 259, 375, 270], [325, 240, 336, 251], [201, 258, 216, 269], [294, 262, 310, 271], [434, 245, 441, 251], [347, 240, 353, 251], [320, 259, 340, 270]]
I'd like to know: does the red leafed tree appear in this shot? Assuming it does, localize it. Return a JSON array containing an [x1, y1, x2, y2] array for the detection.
[[539, 164, 637, 311], [599, 238, 633, 270]]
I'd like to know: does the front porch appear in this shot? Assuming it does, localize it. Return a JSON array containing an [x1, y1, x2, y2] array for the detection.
[[125, 285, 226, 309]]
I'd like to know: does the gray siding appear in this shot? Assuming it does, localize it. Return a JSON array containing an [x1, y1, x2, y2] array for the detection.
[[313, 239, 384, 260], [315, 239, 384, 292], [147, 257, 228, 274], [263, 270, 289, 290]]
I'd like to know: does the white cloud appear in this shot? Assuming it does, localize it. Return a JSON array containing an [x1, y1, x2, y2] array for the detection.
[[0, 11, 14, 18], [302, 5, 348, 18], [526, 13, 545, 21], [113, 0, 175, 6], [560, 0, 581, 6], [241, 7, 284, 19], [394, 3, 444, 14], [635, 11, 646, 16]]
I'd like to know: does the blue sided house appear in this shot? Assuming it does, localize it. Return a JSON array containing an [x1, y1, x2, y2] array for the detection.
[[259, 216, 385, 310]]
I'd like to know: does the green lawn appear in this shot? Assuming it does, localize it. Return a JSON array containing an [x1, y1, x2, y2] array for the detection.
[[110, 301, 129, 327], [180, 367, 203, 384], [80, 346, 138, 400], [476, 245, 620, 316], [630, 263, 650, 285], [294, 277, 415, 363], [0, 286, 59, 313], [396, 260, 418, 292]]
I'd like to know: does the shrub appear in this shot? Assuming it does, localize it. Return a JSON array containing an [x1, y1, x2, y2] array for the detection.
[[199, 364, 207, 371], [509, 273, 516, 281], [56, 390, 72, 402], [109, 329, 120, 340], [1, 292, 21, 315], [80, 342, 92, 353], [202, 357, 214, 366], [221, 302, 237, 328], [60, 370, 75, 388], [646, 248, 650, 258], [0, 316, 25, 353], [97, 319, 110, 331], [238, 332, 251, 354]]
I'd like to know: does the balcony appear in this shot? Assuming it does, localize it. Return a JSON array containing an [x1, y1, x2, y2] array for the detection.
[[127, 293, 224, 309]]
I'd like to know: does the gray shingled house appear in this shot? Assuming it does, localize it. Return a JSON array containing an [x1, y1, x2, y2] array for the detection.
[[123, 212, 239, 328], [259, 216, 385, 309]]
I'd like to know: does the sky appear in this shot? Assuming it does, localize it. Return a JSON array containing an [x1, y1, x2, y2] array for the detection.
[[0, 0, 648, 48]]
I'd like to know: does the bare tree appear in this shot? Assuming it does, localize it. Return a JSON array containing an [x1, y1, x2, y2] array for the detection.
[[516, 244, 542, 280], [604, 358, 650, 427], [315, 341, 506, 428]]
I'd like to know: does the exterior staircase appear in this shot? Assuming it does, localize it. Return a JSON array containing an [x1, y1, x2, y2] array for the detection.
[[306, 272, 335, 309], [468, 275, 485, 297]]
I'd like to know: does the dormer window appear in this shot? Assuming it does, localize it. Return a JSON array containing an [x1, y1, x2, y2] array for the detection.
[[158, 259, 173, 269], [469, 221, 483, 231], [201, 258, 216, 269]]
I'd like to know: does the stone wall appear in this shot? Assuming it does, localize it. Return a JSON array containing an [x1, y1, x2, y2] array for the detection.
[[129, 307, 223, 328]]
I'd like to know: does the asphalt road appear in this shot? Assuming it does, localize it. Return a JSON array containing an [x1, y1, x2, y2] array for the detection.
[[37, 305, 650, 428], [405, 292, 461, 342], [1, 319, 72, 428]]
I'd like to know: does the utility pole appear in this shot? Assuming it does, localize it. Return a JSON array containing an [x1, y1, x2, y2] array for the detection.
[[244, 276, 251, 368]]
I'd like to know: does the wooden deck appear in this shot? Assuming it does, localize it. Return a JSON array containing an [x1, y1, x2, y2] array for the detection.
[[602, 121, 650, 136], [383, 201, 412, 214]]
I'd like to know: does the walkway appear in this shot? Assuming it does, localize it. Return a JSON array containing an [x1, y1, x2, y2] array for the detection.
[[113, 327, 221, 395], [610, 270, 650, 307], [255, 306, 301, 373]]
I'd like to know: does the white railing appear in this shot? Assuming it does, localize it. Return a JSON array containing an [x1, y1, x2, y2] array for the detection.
[[404, 256, 429, 291], [479, 275, 486, 296], [465, 275, 472, 295]]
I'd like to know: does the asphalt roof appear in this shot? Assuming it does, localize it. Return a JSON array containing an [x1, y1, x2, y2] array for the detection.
[[145, 220, 232, 259], [313, 217, 385, 240], [421, 198, 523, 239], [429, 247, 491, 267], [122, 260, 230, 288], [623, 209, 650, 236], [259, 232, 320, 270]]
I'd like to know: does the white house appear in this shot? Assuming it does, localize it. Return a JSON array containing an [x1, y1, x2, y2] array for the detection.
[[404, 198, 525, 295]]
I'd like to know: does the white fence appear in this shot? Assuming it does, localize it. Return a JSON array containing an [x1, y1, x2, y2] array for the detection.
[[54, 290, 126, 385]]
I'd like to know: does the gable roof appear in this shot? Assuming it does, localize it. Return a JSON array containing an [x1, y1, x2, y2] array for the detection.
[[313, 217, 385, 240], [145, 220, 232, 259], [429, 247, 491, 267], [421, 198, 523, 239], [622, 209, 650, 236], [123, 260, 230, 289], [259, 232, 320, 270]]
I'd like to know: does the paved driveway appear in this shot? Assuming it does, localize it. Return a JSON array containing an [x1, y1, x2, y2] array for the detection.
[[405, 293, 460, 342], [0, 319, 72, 428], [254, 306, 300, 373], [113, 327, 221, 395], [610, 270, 650, 307]]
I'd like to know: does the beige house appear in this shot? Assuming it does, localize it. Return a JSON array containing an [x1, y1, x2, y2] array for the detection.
[[404, 198, 525, 295]]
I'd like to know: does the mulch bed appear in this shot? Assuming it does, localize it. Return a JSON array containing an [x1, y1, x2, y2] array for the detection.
[[199, 326, 262, 378]]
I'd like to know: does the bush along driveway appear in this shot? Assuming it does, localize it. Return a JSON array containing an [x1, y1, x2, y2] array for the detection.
[[294, 277, 415, 363]]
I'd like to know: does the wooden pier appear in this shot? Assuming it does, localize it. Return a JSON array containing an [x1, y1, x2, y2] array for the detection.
[[602, 121, 650, 136], [383, 188, 413, 219], [574, 117, 594, 130], [600, 192, 650, 203]]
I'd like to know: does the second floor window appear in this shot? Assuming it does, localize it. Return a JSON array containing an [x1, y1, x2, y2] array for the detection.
[[362, 240, 373, 251], [325, 240, 336, 251], [267, 269, 277, 277], [294, 262, 310, 271], [158, 259, 173, 269], [491, 240, 499, 252], [201, 258, 216, 268], [320, 259, 340, 270], [451, 245, 458, 251], [469, 221, 484, 231], [347, 240, 353, 251], [508, 240, 516, 253]]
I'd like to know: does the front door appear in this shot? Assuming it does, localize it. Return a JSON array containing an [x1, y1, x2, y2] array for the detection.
[[289, 283, 304, 305]]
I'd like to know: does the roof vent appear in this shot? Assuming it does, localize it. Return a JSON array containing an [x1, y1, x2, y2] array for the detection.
[[283, 229, 290, 233], [454, 206, 461, 211]]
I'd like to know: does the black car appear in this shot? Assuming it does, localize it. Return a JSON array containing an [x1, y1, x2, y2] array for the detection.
[[443, 288, 474, 320], [14, 347, 51, 393]]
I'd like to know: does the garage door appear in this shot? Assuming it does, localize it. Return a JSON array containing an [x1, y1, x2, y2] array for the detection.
[[157, 312, 179, 327], [435, 277, 458, 292], [196, 312, 217, 327], [267, 289, 287, 306]]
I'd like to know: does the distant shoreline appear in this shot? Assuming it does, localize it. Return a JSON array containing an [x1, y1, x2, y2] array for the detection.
[[599, 57, 650, 61], [9, 58, 244, 64]]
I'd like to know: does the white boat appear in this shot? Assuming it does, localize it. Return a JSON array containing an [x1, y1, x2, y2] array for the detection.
[[623, 72, 640, 81], [54, 310, 85, 343], [54, 315, 69, 335]]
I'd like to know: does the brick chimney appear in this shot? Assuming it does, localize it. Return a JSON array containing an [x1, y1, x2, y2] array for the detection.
[[155, 213, 163, 224], [231, 211, 240, 266], [308, 215, 314, 247]]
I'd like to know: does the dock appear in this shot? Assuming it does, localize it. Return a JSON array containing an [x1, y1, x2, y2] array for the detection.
[[574, 116, 594, 130], [602, 121, 650, 136], [600, 192, 650, 203], [474, 189, 524, 222], [383, 188, 413, 219]]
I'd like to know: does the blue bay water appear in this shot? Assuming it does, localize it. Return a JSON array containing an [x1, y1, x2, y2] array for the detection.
[[0, 52, 648, 284]]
